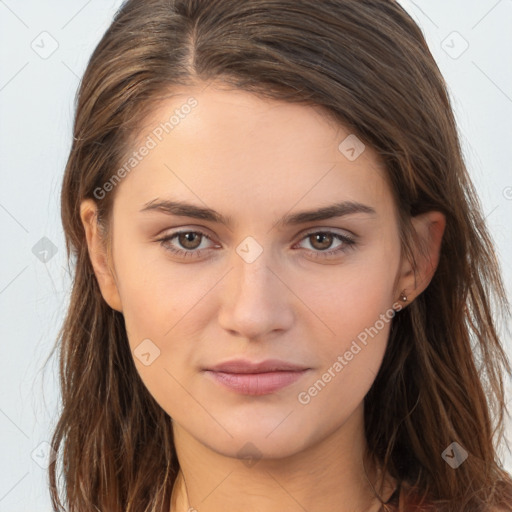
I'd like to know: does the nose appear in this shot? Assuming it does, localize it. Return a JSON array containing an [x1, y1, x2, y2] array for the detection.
[[217, 245, 295, 341]]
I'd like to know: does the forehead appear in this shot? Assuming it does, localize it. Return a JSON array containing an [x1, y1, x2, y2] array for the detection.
[[112, 84, 393, 224]]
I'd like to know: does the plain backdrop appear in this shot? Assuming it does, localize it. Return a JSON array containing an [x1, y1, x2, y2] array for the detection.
[[0, 1, 511, 510]]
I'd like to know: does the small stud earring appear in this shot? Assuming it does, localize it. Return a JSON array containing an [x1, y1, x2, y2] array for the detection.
[[400, 290, 407, 302]]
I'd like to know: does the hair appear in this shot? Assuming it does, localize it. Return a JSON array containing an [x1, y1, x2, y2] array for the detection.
[[48, 0, 512, 510]]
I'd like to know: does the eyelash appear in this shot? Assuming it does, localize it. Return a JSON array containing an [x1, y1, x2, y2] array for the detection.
[[157, 229, 356, 260]]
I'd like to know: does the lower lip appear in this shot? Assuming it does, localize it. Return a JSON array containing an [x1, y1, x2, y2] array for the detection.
[[204, 370, 309, 395]]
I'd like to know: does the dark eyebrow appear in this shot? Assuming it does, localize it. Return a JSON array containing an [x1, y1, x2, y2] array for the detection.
[[139, 198, 377, 229]]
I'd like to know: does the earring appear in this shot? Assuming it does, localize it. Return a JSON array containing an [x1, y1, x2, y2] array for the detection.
[[400, 290, 407, 302]]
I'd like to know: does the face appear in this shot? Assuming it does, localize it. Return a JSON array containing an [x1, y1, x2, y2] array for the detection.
[[94, 83, 406, 459]]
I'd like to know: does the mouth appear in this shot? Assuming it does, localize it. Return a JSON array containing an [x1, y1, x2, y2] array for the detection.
[[202, 358, 311, 395], [204, 369, 310, 395]]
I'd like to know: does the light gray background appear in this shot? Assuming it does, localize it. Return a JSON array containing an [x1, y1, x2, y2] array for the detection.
[[0, 1, 511, 510]]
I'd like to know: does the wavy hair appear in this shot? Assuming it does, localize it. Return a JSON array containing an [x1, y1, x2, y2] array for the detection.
[[49, 0, 512, 510]]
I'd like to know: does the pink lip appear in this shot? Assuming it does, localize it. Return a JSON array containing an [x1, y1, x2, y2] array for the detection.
[[204, 369, 310, 395], [203, 358, 311, 395], [205, 358, 309, 374]]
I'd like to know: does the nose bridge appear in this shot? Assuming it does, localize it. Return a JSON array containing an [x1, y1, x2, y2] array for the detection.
[[231, 234, 276, 303], [217, 235, 293, 338]]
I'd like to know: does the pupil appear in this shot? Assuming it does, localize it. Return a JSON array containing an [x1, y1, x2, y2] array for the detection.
[[180, 232, 200, 249], [313, 233, 332, 250]]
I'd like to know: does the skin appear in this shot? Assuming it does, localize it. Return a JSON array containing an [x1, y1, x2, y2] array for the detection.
[[81, 83, 445, 512]]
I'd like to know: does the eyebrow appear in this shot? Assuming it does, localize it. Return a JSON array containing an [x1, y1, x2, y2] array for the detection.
[[139, 198, 377, 228]]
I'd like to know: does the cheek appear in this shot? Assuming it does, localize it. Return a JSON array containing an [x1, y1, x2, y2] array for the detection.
[[112, 239, 232, 394], [113, 239, 206, 342], [293, 248, 398, 406], [295, 248, 398, 351], [112, 244, 207, 415], [300, 280, 394, 395], [295, 318, 390, 441]]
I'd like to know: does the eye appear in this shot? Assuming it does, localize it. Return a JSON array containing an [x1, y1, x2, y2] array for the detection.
[[158, 230, 217, 259], [294, 230, 356, 259]]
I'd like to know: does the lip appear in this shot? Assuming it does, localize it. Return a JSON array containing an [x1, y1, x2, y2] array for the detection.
[[204, 370, 310, 395], [204, 358, 309, 374], [203, 358, 311, 396]]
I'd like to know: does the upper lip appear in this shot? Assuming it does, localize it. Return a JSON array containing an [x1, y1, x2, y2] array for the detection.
[[205, 358, 309, 374]]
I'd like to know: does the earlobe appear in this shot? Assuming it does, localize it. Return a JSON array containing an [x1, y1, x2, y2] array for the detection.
[[80, 199, 123, 312], [397, 210, 446, 305]]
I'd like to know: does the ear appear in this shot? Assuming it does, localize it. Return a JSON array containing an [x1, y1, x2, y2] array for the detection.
[[80, 199, 123, 312], [396, 210, 446, 305]]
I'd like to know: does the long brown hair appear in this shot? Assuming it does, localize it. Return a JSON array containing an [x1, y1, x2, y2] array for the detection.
[[49, 0, 512, 510]]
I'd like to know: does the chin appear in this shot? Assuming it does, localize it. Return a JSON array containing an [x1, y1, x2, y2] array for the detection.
[[199, 421, 317, 461]]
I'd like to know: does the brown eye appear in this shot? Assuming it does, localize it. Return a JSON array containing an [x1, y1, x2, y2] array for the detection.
[[177, 232, 203, 250], [308, 232, 335, 251], [295, 230, 356, 260], [158, 230, 215, 258]]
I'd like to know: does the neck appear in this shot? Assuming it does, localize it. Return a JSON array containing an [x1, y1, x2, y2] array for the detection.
[[169, 404, 396, 512]]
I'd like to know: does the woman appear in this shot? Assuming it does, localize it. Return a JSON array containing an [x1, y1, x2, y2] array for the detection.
[[48, 0, 512, 510]]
